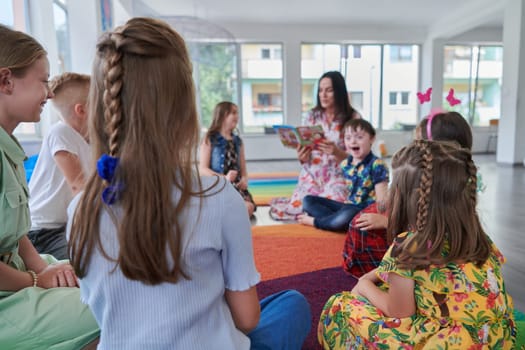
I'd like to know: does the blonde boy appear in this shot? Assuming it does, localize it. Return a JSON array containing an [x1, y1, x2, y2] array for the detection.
[[28, 73, 91, 259]]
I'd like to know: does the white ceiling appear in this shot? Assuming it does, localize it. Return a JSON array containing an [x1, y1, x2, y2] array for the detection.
[[134, 0, 503, 28]]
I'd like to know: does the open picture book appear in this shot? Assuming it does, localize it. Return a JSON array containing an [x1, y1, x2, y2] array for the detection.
[[273, 124, 325, 149]]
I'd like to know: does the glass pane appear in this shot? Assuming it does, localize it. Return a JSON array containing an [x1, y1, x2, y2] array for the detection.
[[301, 44, 342, 115], [190, 43, 238, 132], [0, 0, 14, 27], [346, 45, 381, 127], [241, 43, 283, 133], [53, 1, 71, 73], [474, 46, 503, 126], [443, 45, 473, 121], [381, 45, 419, 130]]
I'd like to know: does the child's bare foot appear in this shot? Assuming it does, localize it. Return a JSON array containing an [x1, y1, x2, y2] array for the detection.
[[297, 213, 314, 227]]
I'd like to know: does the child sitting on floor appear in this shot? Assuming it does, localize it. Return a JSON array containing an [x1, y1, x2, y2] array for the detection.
[[319, 140, 516, 349], [199, 101, 256, 217], [298, 119, 388, 232], [28, 72, 91, 260], [343, 110, 476, 277], [67, 17, 311, 350]]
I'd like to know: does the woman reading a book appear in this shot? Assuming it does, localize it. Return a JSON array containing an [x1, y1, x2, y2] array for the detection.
[[270, 71, 359, 221]]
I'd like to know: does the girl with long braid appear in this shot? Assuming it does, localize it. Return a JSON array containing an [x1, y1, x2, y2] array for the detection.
[[318, 140, 516, 349], [68, 17, 311, 349]]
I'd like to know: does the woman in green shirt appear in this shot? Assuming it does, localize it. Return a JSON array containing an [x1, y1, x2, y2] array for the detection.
[[0, 24, 99, 349]]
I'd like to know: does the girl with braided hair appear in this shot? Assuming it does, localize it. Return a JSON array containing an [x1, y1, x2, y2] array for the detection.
[[319, 140, 516, 349], [0, 25, 99, 349], [67, 17, 311, 350]]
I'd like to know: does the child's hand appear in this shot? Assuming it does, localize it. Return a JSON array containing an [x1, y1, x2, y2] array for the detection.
[[225, 170, 238, 182], [360, 268, 380, 284], [296, 145, 312, 163], [237, 176, 248, 190], [354, 213, 388, 231], [38, 263, 78, 288]]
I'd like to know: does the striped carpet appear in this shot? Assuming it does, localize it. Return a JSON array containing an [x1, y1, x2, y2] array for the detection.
[[248, 172, 299, 206], [252, 224, 357, 350]]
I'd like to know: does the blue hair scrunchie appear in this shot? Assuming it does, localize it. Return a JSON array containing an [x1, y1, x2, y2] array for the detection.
[[97, 154, 123, 205], [97, 154, 119, 182]]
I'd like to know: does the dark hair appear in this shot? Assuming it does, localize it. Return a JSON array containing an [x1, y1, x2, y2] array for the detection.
[[343, 118, 376, 138], [314, 71, 357, 126], [204, 101, 237, 143], [418, 111, 472, 149], [387, 140, 490, 270]]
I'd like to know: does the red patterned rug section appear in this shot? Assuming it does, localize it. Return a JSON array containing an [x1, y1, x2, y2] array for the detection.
[[252, 224, 356, 350], [252, 224, 347, 281], [258, 267, 357, 350]]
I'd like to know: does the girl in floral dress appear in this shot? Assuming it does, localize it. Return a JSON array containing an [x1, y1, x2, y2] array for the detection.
[[319, 140, 516, 349], [270, 71, 359, 221]]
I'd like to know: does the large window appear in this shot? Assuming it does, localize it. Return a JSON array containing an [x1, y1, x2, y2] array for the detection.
[[53, 0, 71, 73], [443, 45, 503, 126], [0, 0, 15, 27], [301, 43, 420, 130], [301, 44, 341, 115], [2, 0, 38, 138], [191, 43, 238, 130], [189, 42, 283, 134], [241, 43, 283, 133]]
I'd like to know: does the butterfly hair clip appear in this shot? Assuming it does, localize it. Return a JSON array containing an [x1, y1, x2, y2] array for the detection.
[[417, 87, 432, 104], [446, 88, 461, 106]]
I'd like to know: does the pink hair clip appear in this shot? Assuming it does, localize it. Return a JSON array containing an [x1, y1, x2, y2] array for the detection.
[[418, 86, 462, 140], [446, 88, 461, 106], [417, 87, 432, 104], [426, 107, 445, 141]]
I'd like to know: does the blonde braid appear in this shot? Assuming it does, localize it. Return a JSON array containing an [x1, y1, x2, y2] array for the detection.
[[415, 140, 433, 234], [103, 33, 124, 157]]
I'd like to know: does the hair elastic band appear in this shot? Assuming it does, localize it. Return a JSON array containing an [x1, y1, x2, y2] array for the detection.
[[425, 108, 445, 141], [426, 113, 435, 141]]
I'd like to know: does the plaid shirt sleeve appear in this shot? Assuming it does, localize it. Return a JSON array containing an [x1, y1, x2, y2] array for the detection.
[[342, 202, 389, 277]]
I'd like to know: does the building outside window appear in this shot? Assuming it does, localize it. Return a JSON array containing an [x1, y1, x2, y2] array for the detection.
[[443, 45, 503, 126], [187, 42, 283, 133], [241, 43, 284, 133], [301, 43, 419, 130], [300, 44, 341, 116]]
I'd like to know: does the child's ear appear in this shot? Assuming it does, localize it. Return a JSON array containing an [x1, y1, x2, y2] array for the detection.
[[73, 103, 86, 118], [0, 68, 14, 94]]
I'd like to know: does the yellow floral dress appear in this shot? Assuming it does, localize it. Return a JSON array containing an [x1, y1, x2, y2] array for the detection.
[[318, 232, 516, 349]]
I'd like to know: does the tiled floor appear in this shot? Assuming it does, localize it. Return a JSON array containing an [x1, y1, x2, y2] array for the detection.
[[247, 154, 525, 310]]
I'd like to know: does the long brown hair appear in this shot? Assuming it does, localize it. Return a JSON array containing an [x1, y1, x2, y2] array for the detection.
[[387, 140, 490, 270], [0, 24, 46, 77], [204, 101, 237, 143], [69, 17, 203, 284]]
